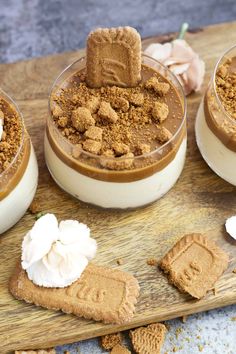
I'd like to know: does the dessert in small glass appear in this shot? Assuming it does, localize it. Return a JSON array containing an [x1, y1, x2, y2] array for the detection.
[[0, 90, 38, 233], [195, 45, 236, 185], [45, 28, 187, 209]]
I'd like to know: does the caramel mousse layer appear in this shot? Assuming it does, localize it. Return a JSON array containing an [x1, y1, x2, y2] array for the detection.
[[48, 64, 186, 183], [204, 57, 236, 152], [0, 97, 31, 200]]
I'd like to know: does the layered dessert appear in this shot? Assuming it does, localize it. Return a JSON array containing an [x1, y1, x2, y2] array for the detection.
[[45, 27, 187, 208], [0, 90, 38, 234], [196, 45, 236, 185]]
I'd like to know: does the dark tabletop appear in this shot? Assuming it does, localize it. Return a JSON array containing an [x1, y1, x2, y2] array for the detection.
[[1, 0, 236, 63]]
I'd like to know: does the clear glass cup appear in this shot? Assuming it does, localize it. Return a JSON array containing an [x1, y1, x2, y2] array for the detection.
[[0, 90, 38, 233], [45, 54, 187, 209], [195, 45, 236, 185]]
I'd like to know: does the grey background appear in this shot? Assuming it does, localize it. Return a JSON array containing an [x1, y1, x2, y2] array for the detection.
[[1, 0, 236, 352], [0, 0, 236, 63]]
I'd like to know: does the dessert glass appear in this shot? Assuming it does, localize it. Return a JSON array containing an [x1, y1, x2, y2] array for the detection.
[[45, 54, 187, 209], [195, 45, 236, 185], [0, 90, 38, 233]]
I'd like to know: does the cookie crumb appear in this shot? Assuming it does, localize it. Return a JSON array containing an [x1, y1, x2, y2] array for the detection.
[[85, 96, 100, 113], [136, 143, 151, 155], [147, 258, 158, 266], [156, 126, 172, 144], [112, 142, 130, 156], [182, 315, 188, 323], [152, 101, 169, 123], [110, 344, 131, 354], [71, 107, 95, 132], [117, 259, 124, 266], [101, 152, 134, 170], [84, 126, 103, 141], [83, 139, 101, 154], [98, 102, 118, 123], [145, 76, 170, 95], [129, 93, 144, 106], [100, 332, 122, 350], [111, 97, 129, 112], [58, 116, 68, 128], [52, 104, 63, 117], [29, 200, 41, 214]]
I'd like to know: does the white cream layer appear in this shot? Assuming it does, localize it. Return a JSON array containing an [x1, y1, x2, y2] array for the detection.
[[195, 101, 236, 186], [0, 144, 38, 234], [45, 134, 186, 209]]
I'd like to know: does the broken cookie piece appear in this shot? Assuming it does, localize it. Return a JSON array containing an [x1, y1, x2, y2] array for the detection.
[[85, 96, 100, 113], [52, 104, 63, 118], [98, 102, 118, 123], [145, 76, 170, 95], [71, 107, 95, 132], [57, 116, 68, 128], [156, 126, 172, 144], [111, 97, 129, 112], [136, 143, 151, 155], [84, 126, 103, 141], [83, 139, 102, 154], [129, 93, 144, 106], [100, 332, 122, 350], [15, 350, 56, 354], [159, 233, 229, 299], [112, 142, 130, 156], [152, 101, 169, 123], [130, 323, 167, 354], [111, 344, 131, 354]]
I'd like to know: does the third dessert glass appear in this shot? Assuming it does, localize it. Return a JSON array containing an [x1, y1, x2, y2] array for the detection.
[[0, 90, 38, 233], [195, 45, 236, 185], [45, 55, 187, 209]]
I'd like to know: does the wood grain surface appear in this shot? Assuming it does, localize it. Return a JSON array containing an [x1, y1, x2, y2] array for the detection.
[[1, 21, 236, 353]]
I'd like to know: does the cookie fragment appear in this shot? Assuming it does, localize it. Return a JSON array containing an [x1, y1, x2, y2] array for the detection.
[[83, 139, 102, 154], [159, 233, 229, 299], [129, 93, 144, 106], [84, 126, 103, 141], [98, 102, 118, 123], [86, 26, 141, 88], [85, 96, 100, 113], [111, 97, 129, 112], [152, 101, 169, 123], [101, 332, 122, 350], [156, 126, 172, 144], [15, 350, 55, 354], [136, 143, 151, 155], [145, 76, 170, 95], [71, 107, 95, 132], [130, 323, 167, 354], [111, 344, 131, 354], [57, 116, 68, 128], [112, 142, 130, 156], [9, 262, 140, 324], [52, 104, 63, 118]]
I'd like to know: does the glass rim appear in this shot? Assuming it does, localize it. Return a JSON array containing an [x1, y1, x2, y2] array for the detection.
[[48, 53, 187, 162], [0, 88, 25, 178], [212, 44, 236, 125]]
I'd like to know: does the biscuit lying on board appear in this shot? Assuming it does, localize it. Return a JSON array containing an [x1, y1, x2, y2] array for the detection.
[[9, 262, 139, 324], [130, 323, 167, 354], [111, 344, 131, 354], [159, 233, 229, 299], [86, 26, 141, 88]]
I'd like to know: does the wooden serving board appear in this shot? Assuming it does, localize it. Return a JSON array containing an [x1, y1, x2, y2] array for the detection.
[[1, 21, 236, 353]]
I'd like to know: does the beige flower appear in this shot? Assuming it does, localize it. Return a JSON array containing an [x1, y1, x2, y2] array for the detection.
[[145, 39, 205, 95]]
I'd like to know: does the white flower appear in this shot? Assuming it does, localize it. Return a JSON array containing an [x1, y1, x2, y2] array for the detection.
[[21, 214, 97, 287], [145, 39, 205, 95]]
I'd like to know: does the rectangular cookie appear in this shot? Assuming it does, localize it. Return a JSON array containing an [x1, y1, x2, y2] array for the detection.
[[9, 262, 139, 324], [159, 233, 229, 299], [86, 26, 141, 88]]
